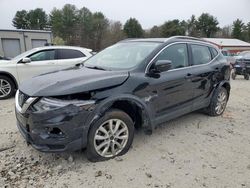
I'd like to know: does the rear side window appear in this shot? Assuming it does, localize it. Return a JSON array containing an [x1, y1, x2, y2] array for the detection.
[[191, 44, 212, 65], [57, 49, 85, 59], [210, 47, 218, 58]]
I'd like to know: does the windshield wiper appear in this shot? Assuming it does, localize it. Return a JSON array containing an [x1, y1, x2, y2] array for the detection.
[[85, 65, 106, 70]]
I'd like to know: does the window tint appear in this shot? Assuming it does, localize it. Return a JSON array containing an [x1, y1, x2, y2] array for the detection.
[[210, 47, 218, 58], [57, 49, 85, 59], [29, 50, 56, 61], [155, 43, 188, 69], [191, 45, 211, 65]]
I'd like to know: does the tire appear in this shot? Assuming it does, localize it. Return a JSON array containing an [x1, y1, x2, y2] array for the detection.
[[0, 75, 15, 100], [244, 74, 249, 80], [206, 87, 228, 116], [86, 109, 134, 162], [231, 71, 236, 80]]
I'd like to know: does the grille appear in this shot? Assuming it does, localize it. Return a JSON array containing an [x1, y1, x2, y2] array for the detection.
[[18, 91, 29, 108]]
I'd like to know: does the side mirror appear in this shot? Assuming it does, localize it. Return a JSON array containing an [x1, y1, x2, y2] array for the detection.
[[153, 60, 172, 73], [21, 57, 31, 64]]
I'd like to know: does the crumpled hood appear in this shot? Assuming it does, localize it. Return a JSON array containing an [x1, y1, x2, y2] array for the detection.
[[19, 66, 129, 97]]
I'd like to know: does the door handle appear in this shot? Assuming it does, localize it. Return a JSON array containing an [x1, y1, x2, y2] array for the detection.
[[185, 73, 195, 79]]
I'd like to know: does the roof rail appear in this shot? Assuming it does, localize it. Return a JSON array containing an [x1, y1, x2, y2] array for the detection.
[[167, 36, 206, 42]]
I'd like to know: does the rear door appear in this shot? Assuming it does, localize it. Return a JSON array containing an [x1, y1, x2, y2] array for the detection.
[[188, 44, 216, 110], [55, 49, 88, 68]]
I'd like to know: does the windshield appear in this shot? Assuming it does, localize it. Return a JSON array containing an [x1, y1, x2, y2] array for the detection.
[[84, 42, 161, 70]]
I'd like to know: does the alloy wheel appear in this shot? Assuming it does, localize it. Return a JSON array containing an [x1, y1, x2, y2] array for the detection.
[[215, 90, 227, 114], [0, 79, 11, 98], [94, 119, 129, 158]]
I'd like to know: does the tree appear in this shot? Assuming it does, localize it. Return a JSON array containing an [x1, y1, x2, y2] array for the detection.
[[232, 19, 245, 40], [26, 8, 48, 30], [102, 21, 125, 48], [12, 10, 29, 29], [77, 7, 93, 47], [123, 18, 144, 38], [187, 15, 198, 37], [91, 12, 109, 51], [50, 8, 63, 37], [196, 13, 219, 37], [59, 4, 78, 44], [148, 25, 161, 38], [161, 19, 186, 37]]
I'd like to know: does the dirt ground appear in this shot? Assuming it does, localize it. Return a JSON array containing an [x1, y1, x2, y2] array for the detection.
[[0, 78, 250, 188]]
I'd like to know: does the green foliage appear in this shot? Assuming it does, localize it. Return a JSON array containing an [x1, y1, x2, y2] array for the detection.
[[187, 15, 199, 37], [123, 18, 144, 38], [13, 9, 48, 30], [50, 8, 63, 37], [161, 19, 186, 37], [12, 10, 29, 29], [196, 13, 219, 37], [26, 8, 48, 30], [232, 19, 245, 40], [12, 5, 250, 50]]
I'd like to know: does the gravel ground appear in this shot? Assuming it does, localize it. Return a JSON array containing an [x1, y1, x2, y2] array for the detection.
[[0, 79, 250, 188]]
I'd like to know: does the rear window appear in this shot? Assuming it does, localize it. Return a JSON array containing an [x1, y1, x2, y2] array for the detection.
[[191, 44, 212, 65], [57, 49, 85, 59]]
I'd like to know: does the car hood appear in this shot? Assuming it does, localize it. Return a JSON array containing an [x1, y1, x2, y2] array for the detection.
[[19, 66, 129, 97], [0, 60, 11, 64]]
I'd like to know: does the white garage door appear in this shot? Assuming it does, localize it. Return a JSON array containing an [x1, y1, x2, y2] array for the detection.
[[1, 38, 21, 58], [32, 39, 47, 48]]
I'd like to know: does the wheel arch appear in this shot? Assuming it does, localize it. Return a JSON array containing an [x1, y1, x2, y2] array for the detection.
[[0, 71, 18, 89], [89, 95, 153, 131]]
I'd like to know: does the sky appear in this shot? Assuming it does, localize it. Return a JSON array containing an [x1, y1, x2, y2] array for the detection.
[[0, 0, 249, 30]]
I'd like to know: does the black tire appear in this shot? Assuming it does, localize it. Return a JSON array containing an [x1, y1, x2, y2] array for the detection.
[[244, 74, 249, 80], [231, 71, 236, 80], [86, 109, 134, 162], [206, 87, 228, 116], [0, 75, 15, 100]]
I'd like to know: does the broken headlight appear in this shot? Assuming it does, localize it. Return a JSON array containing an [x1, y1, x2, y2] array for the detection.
[[33, 97, 95, 112]]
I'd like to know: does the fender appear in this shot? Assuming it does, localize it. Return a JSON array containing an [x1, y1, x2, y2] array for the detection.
[[86, 94, 154, 130], [0, 71, 18, 89], [214, 80, 231, 94]]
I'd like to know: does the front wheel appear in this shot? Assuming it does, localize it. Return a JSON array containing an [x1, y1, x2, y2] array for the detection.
[[87, 109, 134, 162], [206, 87, 228, 116], [0, 76, 15, 100]]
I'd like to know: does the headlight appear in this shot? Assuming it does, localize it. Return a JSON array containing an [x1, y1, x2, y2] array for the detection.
[[33, 97, 95, 112]]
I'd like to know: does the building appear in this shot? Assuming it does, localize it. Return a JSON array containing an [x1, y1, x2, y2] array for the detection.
[[203, 38, 250, 55], [0, 29, 52, 58]]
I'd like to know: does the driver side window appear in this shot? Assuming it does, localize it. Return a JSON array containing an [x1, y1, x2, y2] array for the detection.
[[155, 43, 188, 69], [29, 50, 56, 62]]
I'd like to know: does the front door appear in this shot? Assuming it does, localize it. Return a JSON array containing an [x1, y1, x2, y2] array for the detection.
[[146, 43, 195, 123]]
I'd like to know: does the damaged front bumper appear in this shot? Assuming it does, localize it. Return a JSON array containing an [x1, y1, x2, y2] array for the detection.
[[15, 94, 96, 152]]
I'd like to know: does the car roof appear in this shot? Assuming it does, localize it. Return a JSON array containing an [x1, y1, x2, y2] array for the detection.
[[33, 45, 92, 52], [121, 36, 211, 44]]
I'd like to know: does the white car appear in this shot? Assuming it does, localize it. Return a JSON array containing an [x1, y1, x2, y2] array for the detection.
[[0, 46, 92, 99]]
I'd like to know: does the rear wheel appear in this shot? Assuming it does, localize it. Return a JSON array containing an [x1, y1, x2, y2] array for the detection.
[[0, 76, 15, 100], [244, 74, 249, 80], [87, 109, 134, 162], [231, 70, 236, 80], [206, 87, 228, 116]]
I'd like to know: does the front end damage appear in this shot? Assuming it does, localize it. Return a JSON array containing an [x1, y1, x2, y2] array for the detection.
[[15, 90, 96, 152]]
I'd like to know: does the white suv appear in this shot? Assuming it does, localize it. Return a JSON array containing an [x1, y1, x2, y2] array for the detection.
[[0, 46, 92, 99]]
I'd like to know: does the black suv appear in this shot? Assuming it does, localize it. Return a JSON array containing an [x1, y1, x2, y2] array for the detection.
[[15, 36, 231, 162]]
